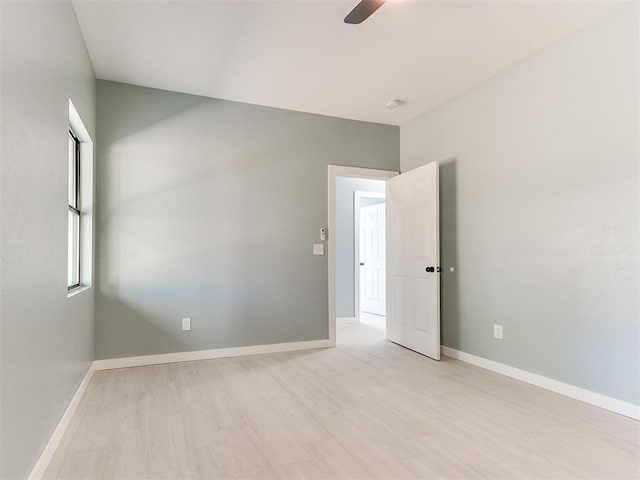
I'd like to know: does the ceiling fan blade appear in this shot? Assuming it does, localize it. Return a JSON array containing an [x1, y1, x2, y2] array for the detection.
[[344, 0, 386, 24]]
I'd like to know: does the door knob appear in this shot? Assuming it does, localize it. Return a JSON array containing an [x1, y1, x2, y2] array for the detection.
[[425, 266, 434, 272], [360, 262, 365, 266]]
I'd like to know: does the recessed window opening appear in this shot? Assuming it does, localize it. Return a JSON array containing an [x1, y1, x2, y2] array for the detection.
[[67, 99, 94, 296]]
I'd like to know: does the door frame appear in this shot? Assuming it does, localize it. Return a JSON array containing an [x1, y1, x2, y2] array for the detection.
[[327, 165, 398, 346], [354, 190, 386, 323]]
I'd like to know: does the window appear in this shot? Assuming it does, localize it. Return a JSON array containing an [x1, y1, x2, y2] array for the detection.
[[68, 128, 81, 290], [67, 100, 94, 295]]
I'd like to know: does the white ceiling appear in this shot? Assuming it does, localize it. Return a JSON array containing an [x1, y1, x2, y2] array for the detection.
[[72, 0, 619, 126]]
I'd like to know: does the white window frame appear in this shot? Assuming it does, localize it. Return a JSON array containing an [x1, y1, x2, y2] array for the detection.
[[68, 100, 94, 297], [68, 128, 81, 290]]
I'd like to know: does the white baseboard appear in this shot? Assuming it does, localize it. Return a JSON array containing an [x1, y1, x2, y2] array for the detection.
[[28, 366, 94, 480], [337, 317, 357, 322], [441, 346, 639, 421], [92, 338, 332, 370]]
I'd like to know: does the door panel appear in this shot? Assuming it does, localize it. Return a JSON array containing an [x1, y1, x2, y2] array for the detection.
[[413, 277, 429, 332], [393, 275, 409, 326], [386, 162, 440, 360], [414, 204, 429, 258], [359, 202, 386, 316]]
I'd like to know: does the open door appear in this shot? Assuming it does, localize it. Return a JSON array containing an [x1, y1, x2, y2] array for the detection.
[[386, 162, 440, 360]]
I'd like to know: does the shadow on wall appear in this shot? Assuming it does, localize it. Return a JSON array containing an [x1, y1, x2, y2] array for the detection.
[[95, 85, 211, 359], [96, 293, 194, 359], [440, 158, 461, 349], [94, 81, 404, 359], [98, 81, 206, 141]]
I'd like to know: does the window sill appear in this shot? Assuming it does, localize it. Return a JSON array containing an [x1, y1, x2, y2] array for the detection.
[[67, 285, 91, 298]]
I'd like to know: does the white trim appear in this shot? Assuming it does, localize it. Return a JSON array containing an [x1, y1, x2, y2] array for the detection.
[[92, 339, 332, 370], [354, 191, 385, 324], [328, 165, 398, 347], [66, 285, 91, 298], [68, 99, 92, 143], [441, 346, 640, 420], [336, 317, 357, 322], [328, 165, 396, 180], [28, 366, 94, 480]]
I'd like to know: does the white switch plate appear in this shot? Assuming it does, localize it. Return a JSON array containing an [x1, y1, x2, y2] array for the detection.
[[313, 244, 325, 255], [493, 324, 503, 340], [182, 317, 191, 332]]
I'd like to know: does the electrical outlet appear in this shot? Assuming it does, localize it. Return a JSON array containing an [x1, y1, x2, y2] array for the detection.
[[182, 317, 191, 332], [493, 324, 503, 340]]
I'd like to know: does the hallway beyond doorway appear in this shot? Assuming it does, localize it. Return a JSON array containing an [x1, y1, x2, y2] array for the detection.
[[360, 311, 385, 333]]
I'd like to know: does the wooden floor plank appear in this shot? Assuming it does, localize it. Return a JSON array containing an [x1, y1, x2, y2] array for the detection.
[[44, 316, 639, 479]]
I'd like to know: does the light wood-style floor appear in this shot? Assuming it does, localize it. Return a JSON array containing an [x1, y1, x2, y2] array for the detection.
[[44, 317, 639, 479]]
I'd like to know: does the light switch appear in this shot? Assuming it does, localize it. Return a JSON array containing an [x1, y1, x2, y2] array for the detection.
[[182, 318, 191, 332], [493, 324, 503, 340], [313, 244, 325, 256]]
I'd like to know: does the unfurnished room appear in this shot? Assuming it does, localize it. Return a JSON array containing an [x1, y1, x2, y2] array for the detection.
[[0, 0, 638, 479]]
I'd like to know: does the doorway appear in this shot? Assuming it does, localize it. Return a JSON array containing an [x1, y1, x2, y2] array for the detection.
[[328, 163, 441, 359], [327, 166, 398, 345]]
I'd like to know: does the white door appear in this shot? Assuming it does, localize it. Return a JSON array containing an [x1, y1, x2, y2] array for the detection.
[[360, 202, 386, 316], [386, 162, 440, 360]]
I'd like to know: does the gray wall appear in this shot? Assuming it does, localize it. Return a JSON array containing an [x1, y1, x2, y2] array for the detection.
[[335, 177, 385, 317], [95, 80, 399, 360], [0, 1, 96, 478], [401, 5, 639, 405]]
